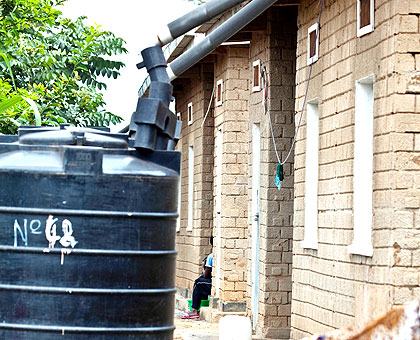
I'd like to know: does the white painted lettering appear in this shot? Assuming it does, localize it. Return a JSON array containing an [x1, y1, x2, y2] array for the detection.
[[13, 216, 78, 249], [13, 219, 28, 247], [59, 219, 78, 248], [30, 219, 42, 235], [45, 215, 60, 248]]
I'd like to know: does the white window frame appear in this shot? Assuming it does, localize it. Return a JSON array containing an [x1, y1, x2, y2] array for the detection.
[[176, 169, 182, 232], [357, 0, 375, 37], [187, 102, 193, 126], [301, 99, 320, 250], [307, 23, 319, 65], [215, 128, 223, 297], [348, 74, 374, 257], [216, 79, 223, 106], [215, 129, 223, 216], [252, 60, 261, 92], [187, 145, 194, 231], [170, 98, 176, 113]]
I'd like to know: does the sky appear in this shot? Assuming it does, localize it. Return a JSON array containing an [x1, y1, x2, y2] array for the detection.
[[60, 0, 196, 131]]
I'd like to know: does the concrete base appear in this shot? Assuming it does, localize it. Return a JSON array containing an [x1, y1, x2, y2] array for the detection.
[[219, 315, 252, 340], [176, 294, 247, 323], [176, 294, 191, 312], [200, 307, 247, 323]]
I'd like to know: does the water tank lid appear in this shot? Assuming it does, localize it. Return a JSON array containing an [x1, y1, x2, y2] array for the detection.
[[19, 128, 128, 149]]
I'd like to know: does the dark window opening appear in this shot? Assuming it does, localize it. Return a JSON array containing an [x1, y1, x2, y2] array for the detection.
[[188, 104, 192, 124], [360, 0, 371, 28], [253, 64, 260, 88], [309, 30, 317, 58]]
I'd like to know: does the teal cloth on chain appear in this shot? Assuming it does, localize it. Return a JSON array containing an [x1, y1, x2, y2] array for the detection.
[[275, 163, 284, 190]]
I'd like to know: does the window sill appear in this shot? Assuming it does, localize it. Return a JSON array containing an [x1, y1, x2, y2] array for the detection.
[[348, 243, 373, 257], [307, 55, 318, 65], [357, 25, 374, 37], [301, 239, 318, 250]]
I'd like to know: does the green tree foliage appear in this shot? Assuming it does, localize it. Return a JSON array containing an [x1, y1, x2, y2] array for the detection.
[[0, 0, 128, 133]]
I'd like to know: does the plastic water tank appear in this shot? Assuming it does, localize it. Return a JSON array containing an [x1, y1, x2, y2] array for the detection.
[[0, 126, 180, 339]]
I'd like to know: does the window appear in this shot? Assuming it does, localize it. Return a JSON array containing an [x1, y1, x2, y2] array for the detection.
[[177, 112, 181, 121], [170, 97, 176, 113], [216, 79, 223, 106], [348, 75, 374, 257], [215, 128, 223, 296], [302, 99, 319, 250], [252, 60, 261, 92], [176, 169, 181, 232], [215, 129, 223, 215], [187, 145, 194, 231], [357, 0, 374, 37], [187, 102, 193, 126], [307, 23, 319, 65]]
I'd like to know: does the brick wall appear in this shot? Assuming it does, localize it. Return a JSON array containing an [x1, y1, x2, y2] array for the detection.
[[212, 46, 250, 308], [247, 7, 297, 339], [389, 0, 420, 305], [174, 64, 214, 294], [291, 0, 420, 338]]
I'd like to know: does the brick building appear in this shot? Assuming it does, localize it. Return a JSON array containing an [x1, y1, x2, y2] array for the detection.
[[292, 0, 420, 338], [139, 0, 420, 338], [165, 3, 297, 338]]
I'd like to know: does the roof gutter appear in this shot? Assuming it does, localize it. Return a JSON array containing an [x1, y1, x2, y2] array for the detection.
[[167, 0, 278, 81], [127, 0, 278, 147], [155, 0, 246, 46]]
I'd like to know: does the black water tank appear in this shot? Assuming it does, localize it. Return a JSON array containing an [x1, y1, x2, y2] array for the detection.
[[0, 126, 180, 339]]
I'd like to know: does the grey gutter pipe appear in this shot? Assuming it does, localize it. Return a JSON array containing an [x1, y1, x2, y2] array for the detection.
[[167, 0, 278, 81], [155, 0, 246, 46]]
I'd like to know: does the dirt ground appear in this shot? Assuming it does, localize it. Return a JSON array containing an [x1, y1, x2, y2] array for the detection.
[[173, 309, 219, 340]]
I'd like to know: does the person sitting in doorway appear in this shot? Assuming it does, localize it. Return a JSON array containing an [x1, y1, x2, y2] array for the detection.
[[182, 236, 213, 319]]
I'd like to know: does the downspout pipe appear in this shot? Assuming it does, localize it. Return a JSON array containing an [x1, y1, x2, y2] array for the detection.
[[155, 0, 246, 46], [167, 0, 278, 81], [130, 45, 177, 150]]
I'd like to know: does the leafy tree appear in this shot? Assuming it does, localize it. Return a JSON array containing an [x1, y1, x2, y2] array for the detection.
[[0, 0, 128, 133]]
